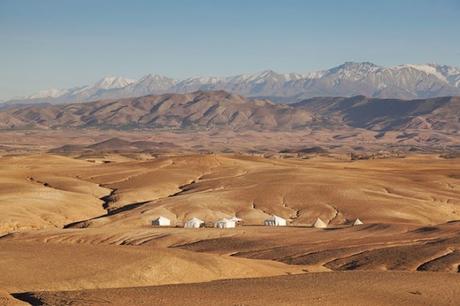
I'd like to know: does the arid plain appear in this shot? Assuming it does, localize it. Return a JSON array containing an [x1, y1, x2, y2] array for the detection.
[[1, 136, 460, 305]]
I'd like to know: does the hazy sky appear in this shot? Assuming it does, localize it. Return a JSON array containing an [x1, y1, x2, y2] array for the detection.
[[1, 0, 459, 100]]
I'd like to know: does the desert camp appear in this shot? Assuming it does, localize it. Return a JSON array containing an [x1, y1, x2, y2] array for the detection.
[[2, 1, 460, 305]]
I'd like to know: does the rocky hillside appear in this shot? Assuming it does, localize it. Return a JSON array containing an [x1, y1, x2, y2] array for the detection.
[[0, 91, 312, 130], [1, 91, 459, 134]]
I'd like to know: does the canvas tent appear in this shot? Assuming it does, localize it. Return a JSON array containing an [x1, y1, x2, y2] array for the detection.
[[264, 215, 287, 226], [353, 218, 363, 226], [152, 216, 171, 227], [228, 216, 242, 223], [313, 217, 328, 228], [214, 218, 236, 229], [184, 217, 205, 228]]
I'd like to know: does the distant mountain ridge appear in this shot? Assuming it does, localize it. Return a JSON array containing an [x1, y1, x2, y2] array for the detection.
[[4, 62, 460, 106], [1, 91, 459, 137]]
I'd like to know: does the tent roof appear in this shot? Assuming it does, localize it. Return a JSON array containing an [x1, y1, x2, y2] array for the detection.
[[154, 216, 170, 221], [353, 218, 364, 225], [314, 217, 328, 228], [228, 216, 242, 221], [216, 218, 235, 223], [187, 217, 204, 223]]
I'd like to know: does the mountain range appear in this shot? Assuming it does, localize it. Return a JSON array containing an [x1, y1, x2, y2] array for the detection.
[[4, 62, 460, 106], [1, 90, 459, 135]]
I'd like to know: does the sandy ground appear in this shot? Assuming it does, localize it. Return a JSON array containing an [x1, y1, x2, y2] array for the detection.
[[0, 240, 305, 293], [0, 154, 108, 233], [1, 153, 460, 305], [15, 272, 460, 306]]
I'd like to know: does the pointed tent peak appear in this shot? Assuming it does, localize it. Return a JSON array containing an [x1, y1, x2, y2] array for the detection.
[[187, 217, 204, 223], [314, 217, 328, 228], [353, 218, 364, 226]]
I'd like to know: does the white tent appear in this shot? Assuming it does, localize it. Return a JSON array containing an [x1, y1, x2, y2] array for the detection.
[[152, 216, 171, 227], [353, 218, 364, 226], [214, 218, 236, 229], [228, 216, 242, 223], [264, 215, 287, 227], [313, 217, 328, 229], [184, 217, 205, 228]]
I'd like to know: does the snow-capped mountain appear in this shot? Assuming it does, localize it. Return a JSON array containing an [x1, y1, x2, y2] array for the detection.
[[286, 62, 460, 100], [26, 88, 70, 99], [97, 74, 177, 100], [91, 76, 136, 90], [5, 62, 460, 105], [170, 70, 305, 96], [65, 76, 137, 101], [4, 76, 137, 106]]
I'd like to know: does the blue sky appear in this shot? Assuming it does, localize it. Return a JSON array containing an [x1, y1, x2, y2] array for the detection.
[[1, 0, 459, 99]]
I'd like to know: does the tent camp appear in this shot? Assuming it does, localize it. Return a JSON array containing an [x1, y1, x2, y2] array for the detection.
[[152, 216, 171, 227], [313, 217, 328, 229], [264, 215, 287, 226], [214, 218, 236, 229], [353, 218, 364, 226], [184, 217, 205, 228]]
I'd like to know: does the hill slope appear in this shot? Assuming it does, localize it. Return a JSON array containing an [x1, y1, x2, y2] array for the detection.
[[1, 91, 459, 135], [295, 95, 460, 131], [0, 91, 313, 130]]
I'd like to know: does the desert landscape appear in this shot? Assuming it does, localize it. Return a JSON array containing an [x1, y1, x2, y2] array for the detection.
[[1, 147, 460, 305], [2, 1, 460, 305], [1, 91, 460, 305]]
